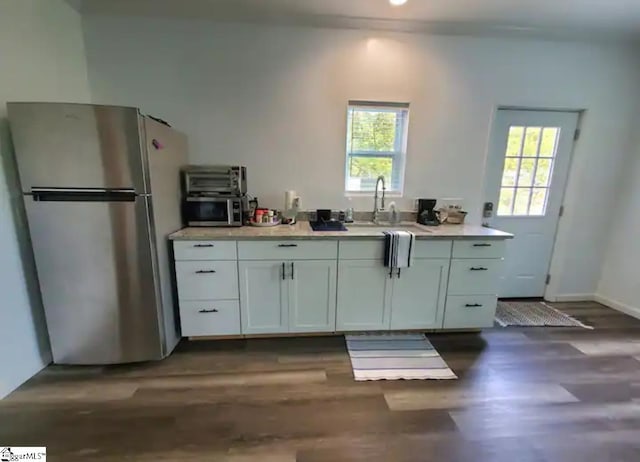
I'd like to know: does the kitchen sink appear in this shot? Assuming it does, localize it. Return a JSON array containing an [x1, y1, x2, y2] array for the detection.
[[346, 223, 429, 233]]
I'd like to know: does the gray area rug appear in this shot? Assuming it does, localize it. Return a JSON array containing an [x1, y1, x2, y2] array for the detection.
[[345, 333, 457, 381], [495, 300, 593, 329]]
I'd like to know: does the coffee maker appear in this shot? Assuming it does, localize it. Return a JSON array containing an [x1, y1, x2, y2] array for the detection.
[[417, 198, 441, 226]]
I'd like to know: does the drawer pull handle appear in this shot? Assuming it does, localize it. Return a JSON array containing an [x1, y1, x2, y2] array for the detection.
[[465, 304, 483, 308], [473, 243, 491, 247], [282, 262, 286, 280], [196, 270, 216, 274], [278, 244, 298, 248], [198, 308, 219, 313], [194, 244, 214, 248], [469, 267, 488, 271]]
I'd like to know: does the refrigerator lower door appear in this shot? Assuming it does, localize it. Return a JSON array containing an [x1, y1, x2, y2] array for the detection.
[[24, 191, 164, 364]]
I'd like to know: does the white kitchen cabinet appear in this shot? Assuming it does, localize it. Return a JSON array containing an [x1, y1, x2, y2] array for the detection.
[[239, 260, 288, 334], [447, 258, 503, 295], [239, 259, 337, 334], [288, 260, 337, 333], [179, 300, 241, 337], [175, 260, 239, 301], [173, 235, 510, 338], [336, 260, 392, 331], [390, 259, 449, 330], [443, 295, 498, 329], [173, 240, 237, 261]]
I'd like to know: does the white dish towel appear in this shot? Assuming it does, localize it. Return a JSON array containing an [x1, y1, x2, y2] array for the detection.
[[383, 230, 415, 277]]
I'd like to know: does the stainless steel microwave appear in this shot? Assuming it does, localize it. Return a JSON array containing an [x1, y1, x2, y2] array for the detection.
[[182, 197, 243, 227]]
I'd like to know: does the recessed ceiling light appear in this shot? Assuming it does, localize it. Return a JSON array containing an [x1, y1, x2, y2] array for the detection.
[[389, 0, 408, 5]]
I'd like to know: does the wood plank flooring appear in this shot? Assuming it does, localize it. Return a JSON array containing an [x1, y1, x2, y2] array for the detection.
[[2, 301, 640, 461]]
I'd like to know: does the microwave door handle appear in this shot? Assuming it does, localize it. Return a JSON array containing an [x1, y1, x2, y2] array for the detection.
[[227, 199, 233, 225]]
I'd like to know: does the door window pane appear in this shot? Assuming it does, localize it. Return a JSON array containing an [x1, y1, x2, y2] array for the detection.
[[506, 126, 524, 156], [513, 188, 531, 215], [529, 188, 548, 215], [497, 124, 561, 217], [498, 188, 515, 215], [534, 159, 553, 187], [522, 127, 542, 157], [501, 157, 520, 187], [539, 128, 559, 157], [517, 159, 536, 187]]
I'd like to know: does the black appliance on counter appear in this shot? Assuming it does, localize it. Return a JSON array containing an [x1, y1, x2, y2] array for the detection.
[[417, 198, 441, 226], [181, 165, 247, 227], [310, 208, 348, 231]]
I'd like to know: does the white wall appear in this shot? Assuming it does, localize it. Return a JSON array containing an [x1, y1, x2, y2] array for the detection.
[[596, 130, 640, 317], [0, 0, 91, 397], [83, 17, 640, 300]]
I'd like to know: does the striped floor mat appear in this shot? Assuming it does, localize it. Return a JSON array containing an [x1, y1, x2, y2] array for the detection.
[[345, 333, 457, 381], [495, 300, 593, 329]]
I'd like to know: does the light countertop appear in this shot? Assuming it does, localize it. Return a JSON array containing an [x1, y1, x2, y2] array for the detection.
[[168, 222, 513, 241]]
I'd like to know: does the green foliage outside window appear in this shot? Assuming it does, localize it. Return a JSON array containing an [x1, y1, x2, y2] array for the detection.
[[350, 111, 397, 152], [349, 157, 392, 179]]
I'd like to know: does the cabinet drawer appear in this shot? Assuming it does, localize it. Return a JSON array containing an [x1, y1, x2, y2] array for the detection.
[[174, 241, 237, 261], [447, 259, 502, 295], [414, 240, 452, 259], [443, 295, 497, 329], [452, 240, 505, 259], [179, 300, 241, 336], [175, 261, 239, 300], [238, 240, 338, 260], [339, 240, 384, 260], [338, 240, 451, 260]]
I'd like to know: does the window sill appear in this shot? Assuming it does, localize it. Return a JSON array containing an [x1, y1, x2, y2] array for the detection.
[[345, 191, 403, 198]]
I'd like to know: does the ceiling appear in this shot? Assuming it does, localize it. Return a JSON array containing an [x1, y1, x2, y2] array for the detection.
[[67, 0, 640, 39]]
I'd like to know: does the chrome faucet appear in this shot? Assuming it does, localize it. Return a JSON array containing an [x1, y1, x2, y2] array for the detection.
[[373, 175, 386, 224]]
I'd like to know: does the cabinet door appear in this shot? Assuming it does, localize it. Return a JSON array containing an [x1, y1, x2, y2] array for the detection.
[[336, 260, 391, 331], [288, 260, 337, 333], [390, 259, 449, 330], [239, 261, 288, 334]]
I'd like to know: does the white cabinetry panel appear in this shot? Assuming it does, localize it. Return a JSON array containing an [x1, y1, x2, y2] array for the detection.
[[289, 260, 337, 333], [336, 260, 391, 331], [239, 260, 288, 334]]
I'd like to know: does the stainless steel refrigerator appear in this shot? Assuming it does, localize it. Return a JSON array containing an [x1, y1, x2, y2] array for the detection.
[[8, 102, 188, 365]]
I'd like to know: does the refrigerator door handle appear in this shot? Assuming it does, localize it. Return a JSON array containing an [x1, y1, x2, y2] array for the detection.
[[29, 187, 137, 202]]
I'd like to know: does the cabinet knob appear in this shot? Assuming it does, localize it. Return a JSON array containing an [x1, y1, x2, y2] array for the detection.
[[473, 243, 491, 247], [465, 303, 483, 308], [196, 270, 216, 274], [469, 267, 488, 271], [194, 244, 214, 248], [278, 244, 298, 248]]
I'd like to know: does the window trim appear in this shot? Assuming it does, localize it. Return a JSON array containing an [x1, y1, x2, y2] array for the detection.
[[344, 101, 410, 195]]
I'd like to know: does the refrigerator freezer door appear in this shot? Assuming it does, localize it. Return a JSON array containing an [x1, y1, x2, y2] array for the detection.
[[23, 193, 163, 364], [142, 117, 189, 356], [8, 103, 145, 192]]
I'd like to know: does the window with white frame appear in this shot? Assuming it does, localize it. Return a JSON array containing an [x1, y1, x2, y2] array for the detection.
[[345, 101, 409, 194]]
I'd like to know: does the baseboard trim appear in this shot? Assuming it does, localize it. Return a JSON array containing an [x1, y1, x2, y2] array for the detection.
[[594, 293, 640, 320], [544, 293, 595, 302]]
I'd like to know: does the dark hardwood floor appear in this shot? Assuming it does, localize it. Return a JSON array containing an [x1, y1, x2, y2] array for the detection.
[[2, 301, 640, 461]]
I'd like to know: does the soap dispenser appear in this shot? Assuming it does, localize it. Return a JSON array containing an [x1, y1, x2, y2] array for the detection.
[[388, 202, 399, 225]]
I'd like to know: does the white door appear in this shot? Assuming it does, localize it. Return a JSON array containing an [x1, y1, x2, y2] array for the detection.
[[389, 259, 449, 329], [288, 260, 337, 333], [238, 261, 288, 334], [336, 260, 392, 331], [484, 109, 579, 298]]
